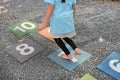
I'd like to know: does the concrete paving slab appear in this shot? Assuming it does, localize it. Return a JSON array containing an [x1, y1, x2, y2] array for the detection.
[[38, 27, 55, 42], [79, 73, 97, 80], [8, 21, 37, 37], [48, 44, 91, 72], [5, 38, 44, 63], [97, 51, 120, 80]]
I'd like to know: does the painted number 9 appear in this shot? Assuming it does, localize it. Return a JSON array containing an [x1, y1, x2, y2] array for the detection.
[[14, 22, 36, 32], [16, 44, 35, 55]]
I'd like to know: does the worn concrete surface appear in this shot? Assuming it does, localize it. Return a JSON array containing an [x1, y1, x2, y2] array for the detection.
[[0, 0, 120, 80]]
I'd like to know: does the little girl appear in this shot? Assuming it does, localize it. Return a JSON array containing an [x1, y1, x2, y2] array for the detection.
[[39, 0, 80, 60]]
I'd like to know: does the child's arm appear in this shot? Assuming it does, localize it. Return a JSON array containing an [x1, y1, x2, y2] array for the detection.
[[39, 4, 54, 30], [72, 4, 76, 18]]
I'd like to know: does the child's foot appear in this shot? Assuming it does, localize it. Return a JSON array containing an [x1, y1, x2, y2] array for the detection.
[[75, 48, 81, 55], [61, 54, 73, 60], [58, 52, 78, 62]]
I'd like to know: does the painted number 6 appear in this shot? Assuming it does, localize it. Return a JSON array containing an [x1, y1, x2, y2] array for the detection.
[[16, 44, 35, 55], [109, 59, 120, 73]]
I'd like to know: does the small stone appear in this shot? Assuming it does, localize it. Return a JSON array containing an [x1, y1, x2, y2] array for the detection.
[[2, 0, 10, 3], [98, 37, 105, 42], [6, 54, 9, 57], [73, 72, 80, 78], [19, 5, 22, 8], [0, 6, 5, 9]]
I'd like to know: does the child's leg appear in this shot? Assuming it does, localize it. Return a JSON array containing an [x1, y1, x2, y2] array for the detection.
[[63, 37, 80, 55], [54, 38, 73, 60]]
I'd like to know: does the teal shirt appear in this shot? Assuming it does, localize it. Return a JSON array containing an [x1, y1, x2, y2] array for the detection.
[[44, 0, 76, 34]]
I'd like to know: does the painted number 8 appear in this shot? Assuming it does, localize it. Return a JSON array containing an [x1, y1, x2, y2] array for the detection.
[[16, 44, 35, 55]]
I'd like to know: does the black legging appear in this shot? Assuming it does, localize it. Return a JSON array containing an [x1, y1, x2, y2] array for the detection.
[[54, 37, 77, 55]]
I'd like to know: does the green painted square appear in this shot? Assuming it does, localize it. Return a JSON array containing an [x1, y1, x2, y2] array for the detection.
[[8, 21, 38, 37], [80, 73, 97, 80]]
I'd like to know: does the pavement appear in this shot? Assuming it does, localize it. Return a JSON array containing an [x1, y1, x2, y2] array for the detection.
[[0, 0, 120, 80]]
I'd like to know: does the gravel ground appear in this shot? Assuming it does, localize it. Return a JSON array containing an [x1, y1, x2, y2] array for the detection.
[[0, 0, 120, 80]]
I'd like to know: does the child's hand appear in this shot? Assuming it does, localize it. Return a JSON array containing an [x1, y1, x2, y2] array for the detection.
[[38, 23, 46, 30]]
